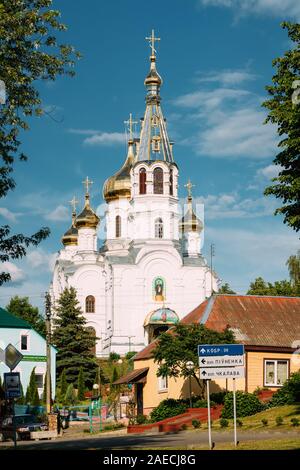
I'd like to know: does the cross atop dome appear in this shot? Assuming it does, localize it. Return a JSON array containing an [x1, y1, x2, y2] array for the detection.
[[82, 176, 93, 196], [184, 179, 195, 199], [124, 113, 138, 141], [145, 29, 160, 57], [69, 196, 78, 214]]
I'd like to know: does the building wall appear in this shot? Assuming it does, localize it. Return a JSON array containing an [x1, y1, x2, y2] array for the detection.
[[0, 327, 56, 399], [134, 349, 299, 414]]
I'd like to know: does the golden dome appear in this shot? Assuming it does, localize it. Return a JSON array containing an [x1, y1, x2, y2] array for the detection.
[[75, 195, 100, 229], [103, 140, 135, 202], [179, 196, 203, 233], [62, 213, 78, 246], [144, 57, 162, 87]]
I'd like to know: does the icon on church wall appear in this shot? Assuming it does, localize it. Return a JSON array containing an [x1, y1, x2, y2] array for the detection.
[[153, 276, 165, 301]]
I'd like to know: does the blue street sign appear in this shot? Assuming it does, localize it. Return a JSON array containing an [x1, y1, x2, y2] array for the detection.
[[198, 344, 244, 357]]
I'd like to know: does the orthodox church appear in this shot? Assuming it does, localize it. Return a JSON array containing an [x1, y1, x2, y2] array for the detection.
[[50, 31, 218, 357]]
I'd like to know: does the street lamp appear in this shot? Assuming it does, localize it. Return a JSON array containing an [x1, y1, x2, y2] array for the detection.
[[186, 361, 194, 409], [45, 292, 52, 414]]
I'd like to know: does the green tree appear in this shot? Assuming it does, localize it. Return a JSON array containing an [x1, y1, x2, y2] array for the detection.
[[64, 383, 77, 406], [262, 22, 300, 232], [219, 283, 236, 294], [247, 277, 270, 295], [153, 324, 235, 397], [6, 296, 46, 336], [0, 0, 80, 285], [77, 367, 85, 401], [286, 251, 300, 286], [111, 366, 119, 389], [25, 367, 40, 405], [59, 369, 68, 401], [247, 276, 300, 296], [52, 287, 97, 387], [17, 382, 25, 405]]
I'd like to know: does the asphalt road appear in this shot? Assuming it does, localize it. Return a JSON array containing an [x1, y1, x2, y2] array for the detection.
[[1, 429, 300, 450]]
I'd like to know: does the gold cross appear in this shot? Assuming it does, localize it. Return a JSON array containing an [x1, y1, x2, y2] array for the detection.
[[184, 179, 195, 198], [124, 113, 138, 141], [82, 176, 93, 195], [145, 29, 160, 56], [69, 196, 78, 213]]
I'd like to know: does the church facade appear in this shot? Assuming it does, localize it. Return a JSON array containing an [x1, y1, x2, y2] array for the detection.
[[51, 32, 218, 357]]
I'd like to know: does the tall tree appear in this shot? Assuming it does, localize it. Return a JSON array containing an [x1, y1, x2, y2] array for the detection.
[[0, 0, 80, 284], [52, 287, 97, 387], [219, 283, 236, 294], [6, 295, 46, 336], [25, 367, 40, 405], [153, 324, 235, 397], [262, 22, 300, 232], [247, 276, 300, 297], [247, 277, 271, 296], [286, 251, 300, 286]]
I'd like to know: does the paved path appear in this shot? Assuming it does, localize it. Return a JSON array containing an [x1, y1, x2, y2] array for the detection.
[[1, 429, 300, 450]]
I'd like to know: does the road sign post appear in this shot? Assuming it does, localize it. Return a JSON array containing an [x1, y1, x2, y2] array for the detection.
[[198, 344, 245, 449]]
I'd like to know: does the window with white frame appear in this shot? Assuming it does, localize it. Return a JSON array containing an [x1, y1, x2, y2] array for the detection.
[[264, 359, 288, 386], [158, 375, 168, 392], [20, 334, 28, 351], [155, 218, 163, 238], [35, 373, 44, 389]]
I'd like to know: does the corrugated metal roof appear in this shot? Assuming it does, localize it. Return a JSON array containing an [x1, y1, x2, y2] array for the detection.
[[0, 307, 33, 329]]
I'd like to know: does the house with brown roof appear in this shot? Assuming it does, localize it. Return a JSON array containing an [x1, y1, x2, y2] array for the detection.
[[115, 294, 300, 415]]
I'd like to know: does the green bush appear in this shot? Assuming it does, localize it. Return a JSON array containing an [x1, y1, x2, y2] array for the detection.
[[291, 418, 300, 427], [135, 414, 148, 425], [261, 418, 268, 426], [221, 391, 265, 419], [220, 418, 229, 428], [210, 392, 227, 404], [192, 419, 201, 428], [268, 372, 300, 407], [276, 416, 283, 426], [103, 423, 124, 431], [237, 419, 243, 427], [150, 399, 187, 423]]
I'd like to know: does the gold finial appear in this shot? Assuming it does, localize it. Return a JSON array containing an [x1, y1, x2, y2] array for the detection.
[[69, 196, 78, 214], [124, 113, 138, 141], [184, 179, 195, 198], [82, 176, 93, 195], [145, 29, 160, 57]]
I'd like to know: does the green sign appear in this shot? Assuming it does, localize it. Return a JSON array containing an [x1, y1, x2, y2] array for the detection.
[[21, 355, 47, 362]]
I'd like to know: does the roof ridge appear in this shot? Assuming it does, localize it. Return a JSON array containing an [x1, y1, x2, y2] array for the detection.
[[215, 294, 300, 299]]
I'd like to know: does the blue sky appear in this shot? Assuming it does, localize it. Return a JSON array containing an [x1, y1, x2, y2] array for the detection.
[[1, 0, 299, 310]]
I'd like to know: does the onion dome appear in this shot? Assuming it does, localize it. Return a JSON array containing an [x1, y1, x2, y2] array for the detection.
[[144, 55, 162, 87], [144, 307, 179, 327], [103, 139, 135, 202], [179, 195, 203, 234], [62, 213, 78, 246], [75, 193, 100, 229]]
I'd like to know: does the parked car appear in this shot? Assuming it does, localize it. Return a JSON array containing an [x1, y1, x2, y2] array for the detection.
[[0, 414, 48, 441]]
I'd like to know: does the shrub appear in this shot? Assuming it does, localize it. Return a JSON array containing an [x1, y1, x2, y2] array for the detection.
[[221, 391, 265, 419], [210, 392, 227, 404], [192, 419, 201, 429], [237, 419, 243, 427], [268, 372, 300, 407], [291, 418, 300, 427], [103, 423, 124, 431], [261, 418, 268, 426], [150, 399, 187, 423], [135, 414, 148, 425], [220, 418, 229, 428], [276, 416, 283, 426]]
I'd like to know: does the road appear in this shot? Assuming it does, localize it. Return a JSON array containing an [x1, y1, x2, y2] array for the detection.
[[1, 429, 300, 450]]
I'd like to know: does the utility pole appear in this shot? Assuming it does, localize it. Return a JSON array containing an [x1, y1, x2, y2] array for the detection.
[[45, 292, 52, 414], [210, 243, 215, 296]]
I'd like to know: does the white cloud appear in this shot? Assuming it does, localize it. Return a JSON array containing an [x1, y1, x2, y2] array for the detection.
[[174, 74, 278, 159], [26, 249, 57, 272], [68, 128, 100, 135], [199, 0, 300, 20], [45, 205, 69, 222], [256, 164, 282, 179], [84, 132, 125, 146], [196, 70, 257, 86], [1, 262, 26, 285], [0, 207, 21, 223]]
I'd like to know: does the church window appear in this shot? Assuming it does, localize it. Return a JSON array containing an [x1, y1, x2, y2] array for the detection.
[[139, 168, 146, 194], [86, 295, 95, 313], [169, 168, 173, 196], [115, 215, 121, 238], [153, 167, 163, 194], [155, 218, 163, 238]]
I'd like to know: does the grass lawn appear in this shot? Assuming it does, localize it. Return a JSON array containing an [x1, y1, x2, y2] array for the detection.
[[199, 404, 300, 431]]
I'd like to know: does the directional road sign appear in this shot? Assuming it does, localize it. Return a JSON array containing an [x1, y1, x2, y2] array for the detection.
[[199, 356, 244, 367], [198, 344, 244, 357], [4, 372, 22, 399], [199, 367, 245, 379]]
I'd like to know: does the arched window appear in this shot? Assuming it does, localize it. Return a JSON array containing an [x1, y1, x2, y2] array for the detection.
[[85, 295, 95, 313], [86, 326, 96, 356], [115, 215, 121, 238], [155, 218, 163, 238], [153, 167, 164, 194], [169, 168, 173, 196], [139, 168, 146, 194]]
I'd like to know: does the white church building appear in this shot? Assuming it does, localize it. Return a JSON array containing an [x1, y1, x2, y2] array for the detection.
[[51, 31, 218, 357]]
